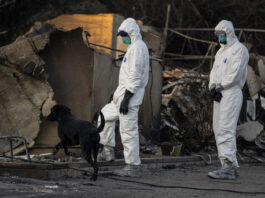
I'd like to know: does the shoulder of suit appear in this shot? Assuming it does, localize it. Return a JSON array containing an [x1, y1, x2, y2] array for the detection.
[[231, 41, 249, 55], [134, 39, 148, 47], [215, 48, 222, 56], [233, 41, 248, 52], [131, 40, 148, 52]]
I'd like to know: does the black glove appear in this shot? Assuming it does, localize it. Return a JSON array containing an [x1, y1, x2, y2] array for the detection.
[[214, 91, 222, 102], [210, 84, 216, 100], [209, 83, 216, 92], [108, 93, 114, 103], [120, 90, 134, 115], [210, 88, 222, 102], [215, 83, 224, 92]]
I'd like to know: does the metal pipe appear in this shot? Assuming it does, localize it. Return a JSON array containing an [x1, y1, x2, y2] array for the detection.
[[22, 137, 31, 161], [168, 28, 217, 45], [0, 136, 31, 161], [85, 36, 163, 62], [9, 140, 13, 160], [89, 42, 126, 53], [171, 28, 265, 33]]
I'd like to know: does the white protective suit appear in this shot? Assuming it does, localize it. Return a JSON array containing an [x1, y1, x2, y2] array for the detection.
[[99, 18, 149, 165], [209, 20, 249, 167]]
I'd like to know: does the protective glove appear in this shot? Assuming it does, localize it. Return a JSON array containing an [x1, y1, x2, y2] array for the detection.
[[210, 86, 222, 102], [210, 83, 217, 100], [120, 90, 134, 115], [108, 93, 114, 103], [214, 83, 223, 102], [209, 83, 216, 92], [213, 91, 222, 102], [215, 83, 224, 92]]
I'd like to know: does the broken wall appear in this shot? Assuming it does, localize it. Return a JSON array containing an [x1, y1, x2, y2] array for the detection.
[[0, 33, 55, 153], [47, 14, 118, 54], [0, 28, 96, 154], [35, 28, 95, 149]]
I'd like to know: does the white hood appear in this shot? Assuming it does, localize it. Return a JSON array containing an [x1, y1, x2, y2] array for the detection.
[[215, 20, 238, 47], [118, 18, 142, 44]]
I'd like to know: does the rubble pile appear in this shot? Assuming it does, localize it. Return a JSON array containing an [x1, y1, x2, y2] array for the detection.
[[236, 54, 265, 154], [160, 68, 214, 154]]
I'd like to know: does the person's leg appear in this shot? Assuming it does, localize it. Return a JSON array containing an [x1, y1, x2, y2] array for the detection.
[[113, 105, 141, 177], [208, 91, 242, 179], [97, 101, 119, 161], [209, 130, 239, 180], [216, 91, 242, 168], [212, 101, 225, 165], [119, 105, 140, 165]]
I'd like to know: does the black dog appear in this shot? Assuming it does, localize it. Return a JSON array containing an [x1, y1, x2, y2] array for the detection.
[[47, 104, 105, 181]]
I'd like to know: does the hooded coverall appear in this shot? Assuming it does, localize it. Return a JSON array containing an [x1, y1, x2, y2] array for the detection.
[[99, 18, 149, 165], [209, 20, 249, 167]]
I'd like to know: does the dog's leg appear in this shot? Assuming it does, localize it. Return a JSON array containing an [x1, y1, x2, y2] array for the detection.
[[61, 139, 73, 156], [53, 142, 62, 155], [92, 142, 99, 180], [81, 143, 98, 181]]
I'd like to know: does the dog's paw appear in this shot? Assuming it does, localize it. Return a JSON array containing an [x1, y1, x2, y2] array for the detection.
[[90, 174, 97, 181]]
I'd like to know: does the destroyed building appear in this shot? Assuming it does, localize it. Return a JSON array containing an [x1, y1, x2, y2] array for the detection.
[[0, 1, 265, 161], [0, 14, 162, 156]]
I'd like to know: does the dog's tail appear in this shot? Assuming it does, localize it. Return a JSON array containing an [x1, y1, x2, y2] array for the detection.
[[92, 111, 105, 133]]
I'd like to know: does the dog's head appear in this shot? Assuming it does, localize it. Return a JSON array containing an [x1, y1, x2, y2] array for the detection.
[[47, 105, 71, 121]]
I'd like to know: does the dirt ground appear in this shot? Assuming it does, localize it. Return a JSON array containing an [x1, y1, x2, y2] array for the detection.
[[0, 163, 264, 198]]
